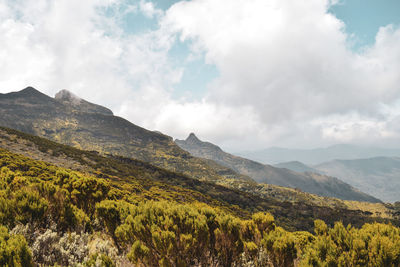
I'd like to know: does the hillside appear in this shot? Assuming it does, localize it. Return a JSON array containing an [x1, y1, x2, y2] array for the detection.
[[176, 133, 380, 203], [238, 144, 400, 165], [274, 161, 322, 174], [0, 87, 251, 184], [2, 126, 395, 229], [0, 87, 381, 203], [316, 157, 400, 203], [0, 128, 399, 265]]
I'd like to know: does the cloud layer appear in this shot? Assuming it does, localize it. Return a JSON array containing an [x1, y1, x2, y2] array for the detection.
[[1, 0, 400, 151], [161, 0, 400, 149]]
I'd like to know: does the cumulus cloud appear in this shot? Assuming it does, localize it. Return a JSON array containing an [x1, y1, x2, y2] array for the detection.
[[139, 0, 163, 18], [0, 0, 179, 107], [0, 0, 400, 150], [160, 0, 400, 149]]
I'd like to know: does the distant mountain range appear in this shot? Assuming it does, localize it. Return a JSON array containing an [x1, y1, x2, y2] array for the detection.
[[238, 144, 400, 165], [315, 157, 400, 203], [272, 158, 400, 203], [176, 133, 380, 202], [274, 161, 322, 174]]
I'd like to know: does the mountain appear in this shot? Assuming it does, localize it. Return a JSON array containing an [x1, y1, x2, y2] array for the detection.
[[0, 87, 251, 184], [0, 87, 384, 203], [176, 133, 380, 202], [0, 127, 398, 266], [274, 161, 322, 174], [238, 144, 400, 165], [2, 126, 394, 230], [54, 89, 114, 115], [315, 157, 400, 203]]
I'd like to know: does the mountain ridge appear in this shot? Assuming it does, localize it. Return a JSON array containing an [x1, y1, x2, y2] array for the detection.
[[0, 87, 254, 184], [1, 127, 398, 266], [2, 125, 395, 230], [238, 144, 400, 165], [274, 161, 323, 174], [315, 157, 400, 202], [176, 133, 380, 203]]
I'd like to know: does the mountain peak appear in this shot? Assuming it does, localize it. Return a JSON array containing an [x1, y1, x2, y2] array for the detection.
[[55, 89, 82, 105], [18, 86, 46, 97], [21, 86, 38, 93], [1, 87, 53, 101], [186, 133, 201, 143], [176, 133, 224, 155]]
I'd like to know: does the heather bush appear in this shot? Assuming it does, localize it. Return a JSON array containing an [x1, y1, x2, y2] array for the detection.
[[1, 146, 400, 266], [0, 225, 33, 266]]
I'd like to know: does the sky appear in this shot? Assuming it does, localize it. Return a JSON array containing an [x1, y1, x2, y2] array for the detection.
[[0, 0, 400, 152]]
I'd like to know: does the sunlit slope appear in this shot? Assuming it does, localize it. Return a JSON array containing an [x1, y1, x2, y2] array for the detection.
[[1, 126, 398, 231], [0, 146, 399, 266], [0, 87, 251, 184]]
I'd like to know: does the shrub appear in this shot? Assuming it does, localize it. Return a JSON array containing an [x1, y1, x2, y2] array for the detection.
[[0, 225, 33, 266]]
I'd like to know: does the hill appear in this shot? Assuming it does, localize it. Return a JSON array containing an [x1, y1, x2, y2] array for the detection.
[[0, 87, 251, 184], [316, 157, 400, 203], [176, 133, 380, 203], [238, 144, 400, 165], [2, 126, 395, 228], [1, 87, 381, 203], [274, 161, 322, 174], [0, 128, 399, 265]]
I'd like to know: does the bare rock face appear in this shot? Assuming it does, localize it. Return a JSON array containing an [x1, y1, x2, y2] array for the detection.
[[186, 133, 200, 143]]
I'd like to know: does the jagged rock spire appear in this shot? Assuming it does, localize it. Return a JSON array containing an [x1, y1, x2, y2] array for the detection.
[[186, 133, 201, 143]]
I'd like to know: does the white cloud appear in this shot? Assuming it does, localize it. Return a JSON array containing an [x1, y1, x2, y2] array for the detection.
[[312, 113, 395, 143], [0, 0, 178, 108], [159, 0, 400, 149], [0, 0, 400, 151], [139, 0, 163, 18]]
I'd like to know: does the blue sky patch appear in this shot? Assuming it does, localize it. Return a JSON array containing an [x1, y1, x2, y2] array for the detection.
[[329, 0, 400, 49]]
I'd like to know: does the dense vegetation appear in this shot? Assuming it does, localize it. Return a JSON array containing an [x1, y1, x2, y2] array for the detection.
[[1, 127, 398, 233], [0, 146, 399, 266]]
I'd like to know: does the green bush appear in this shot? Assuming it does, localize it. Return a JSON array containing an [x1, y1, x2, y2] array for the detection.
[[1, 142, 400, 266], [0, 225, 33, 266], [300, 221, 400, 267]]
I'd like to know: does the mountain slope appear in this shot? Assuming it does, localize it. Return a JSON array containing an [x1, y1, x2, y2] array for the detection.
[[316, 157, 400, 203], [274, 161, 322, 174], [238, 144, 400, 165], [0, 140, 398, 266], [0, 87, 251, 184], [2, 126, 395, 232], [176, 133, 380, 202]]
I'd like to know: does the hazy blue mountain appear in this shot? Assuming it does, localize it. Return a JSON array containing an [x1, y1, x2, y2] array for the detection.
[[176, 133, 380, 202], [274, 161, 323, 174], [238, 144, 400, 165], [315, 157, 400, 202]]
